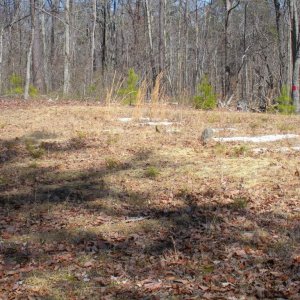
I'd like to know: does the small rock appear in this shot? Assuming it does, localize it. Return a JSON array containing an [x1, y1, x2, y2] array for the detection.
[[200, 128, 214, 145]]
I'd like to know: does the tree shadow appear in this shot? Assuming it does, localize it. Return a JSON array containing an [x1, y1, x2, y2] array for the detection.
[[0, 138, 21, 165], [0, 148, 299, 299]]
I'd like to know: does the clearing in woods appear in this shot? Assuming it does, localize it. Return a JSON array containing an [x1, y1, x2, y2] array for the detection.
[[0, 101, 300, 299]]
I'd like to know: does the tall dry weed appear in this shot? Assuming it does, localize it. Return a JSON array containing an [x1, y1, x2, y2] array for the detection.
[[149, 72, 165, 120], [133, 79, 147, 120]]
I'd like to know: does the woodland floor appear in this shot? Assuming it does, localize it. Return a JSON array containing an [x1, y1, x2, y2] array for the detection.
[[0, 100, 300, 299]]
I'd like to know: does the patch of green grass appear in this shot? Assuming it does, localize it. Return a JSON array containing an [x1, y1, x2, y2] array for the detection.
[[69, 136, 86, 149], [269, 240, 293, 257], [232, 145, 249, 157], [201, 264, 214, 274], [277, 123, 296, 132], [144, 166, 160, 178], [28, 162, 39, 169], [249, 122, 260, 132], [207, 115, 221, 124], [231, 197, 248, 210], [214, 142, 227, 155], [106, 133, 120, 146], [24, 268, 90, 299], [76, 130, 88, 139], [64, 273, 79, 283], [0, 175, 7, 185], [227, 115, 243, 124], [260, 116, 270, 123], [25, 139, 45, 159], [105, 158, 121, 170]]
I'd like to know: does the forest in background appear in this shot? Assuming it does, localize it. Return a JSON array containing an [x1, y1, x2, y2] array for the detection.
[[0, 0, 299, 112], [1, 2, 300, 298]]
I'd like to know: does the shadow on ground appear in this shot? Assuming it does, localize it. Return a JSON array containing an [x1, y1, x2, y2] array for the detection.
[[0, 137, 299, 299]]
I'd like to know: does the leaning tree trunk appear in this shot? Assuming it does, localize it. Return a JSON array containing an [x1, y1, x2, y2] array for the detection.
[[24, 0, 35, 100], [289, 0, 300, 113], [63, 0, 71, 95]]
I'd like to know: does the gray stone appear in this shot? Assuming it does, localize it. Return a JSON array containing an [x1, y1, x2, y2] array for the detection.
[[200, 128, 214, 145], [237, 100, 248, 111]]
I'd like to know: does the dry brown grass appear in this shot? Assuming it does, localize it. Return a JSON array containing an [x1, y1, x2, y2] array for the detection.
[[132, 79, 147, 120], [1, 103, 300, 211], [1, 102, 300, 299]]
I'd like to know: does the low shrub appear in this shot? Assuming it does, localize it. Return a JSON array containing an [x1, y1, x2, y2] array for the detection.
[[275, 86, 295, 114], [194, 76, 217, 110]]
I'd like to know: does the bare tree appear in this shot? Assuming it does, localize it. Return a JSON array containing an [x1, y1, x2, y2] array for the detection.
[[0, 0, 293, 111], [50, 0, 59, 71], [0, 27, 3, 94], [40, 0, 50, 92], [145, 0, 157, 86], [63, 0, 71, 95], [274, 0, 285, 90], [90, 0, 96, 84], [24, 0, 36, 100], [32, 0, 45, 92], [289, 0, 300, 112], [223, 0, 240, 101]]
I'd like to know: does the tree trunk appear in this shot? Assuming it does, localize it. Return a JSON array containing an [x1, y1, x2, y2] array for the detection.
[[0, 28, 3, 94], [101, 1, 107, 76], [242, 2, 248, 105], [63, 0, 71, 95], [177, 0, 182, 93], [274, 0, 285, 90], [183, 0, 188, 90], [224, 0, 240, 101], [111, 0, 117, 68], [90, 0, 96, 84], [158, 0, 163, 73], [24, 0, 35, 100], [194, 0, 199, 91], [145, 0, 157, 86], [40, 0, 49, 92], [32, 1, 45, 92], [289, 0, 300, 113], [50, 0, 59, 89]]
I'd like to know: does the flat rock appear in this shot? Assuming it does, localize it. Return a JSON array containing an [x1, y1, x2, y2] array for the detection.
[[214, 134, 299, 143]]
